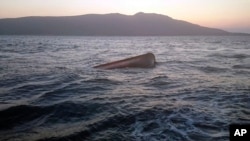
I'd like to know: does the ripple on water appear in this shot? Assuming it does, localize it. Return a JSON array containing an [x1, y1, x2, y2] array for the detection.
[[208, 53, 250, 60]]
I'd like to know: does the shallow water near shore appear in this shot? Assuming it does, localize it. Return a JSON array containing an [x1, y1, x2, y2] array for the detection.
[[0, 36, 250, 141]]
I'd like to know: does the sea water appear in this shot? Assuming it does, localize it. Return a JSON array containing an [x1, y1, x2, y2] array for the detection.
[[0, 36, 250, 141]]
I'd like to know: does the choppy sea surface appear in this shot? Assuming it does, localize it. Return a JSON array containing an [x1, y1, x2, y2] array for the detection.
[[0, 36, 249, 141]]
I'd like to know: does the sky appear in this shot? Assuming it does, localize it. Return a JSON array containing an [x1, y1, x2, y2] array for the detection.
[[1, 0, 250, 33]]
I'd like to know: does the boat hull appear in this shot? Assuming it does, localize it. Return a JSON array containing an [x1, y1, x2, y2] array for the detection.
[[94, 53, 156, 69]]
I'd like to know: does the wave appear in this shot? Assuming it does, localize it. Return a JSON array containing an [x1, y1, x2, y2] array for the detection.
[[31, 104, 231, 141], [196, 66, 229, 73], [1, 101, 230, 141], [141, 75, 182, 90], [232, 64, 250, 69], [0, 105, 52, 130], [0, 101, 110, 131], [209, 53, 250, 59]]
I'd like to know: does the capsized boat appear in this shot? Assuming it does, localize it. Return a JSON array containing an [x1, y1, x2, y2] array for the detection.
[[94, 53, 156, 69]]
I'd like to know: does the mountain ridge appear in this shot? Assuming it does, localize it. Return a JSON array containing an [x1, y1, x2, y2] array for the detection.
[[0, 12, 246, 36]]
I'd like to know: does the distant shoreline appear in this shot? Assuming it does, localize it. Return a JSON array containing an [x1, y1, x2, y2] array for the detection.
[[2, 13, 247, 36]]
